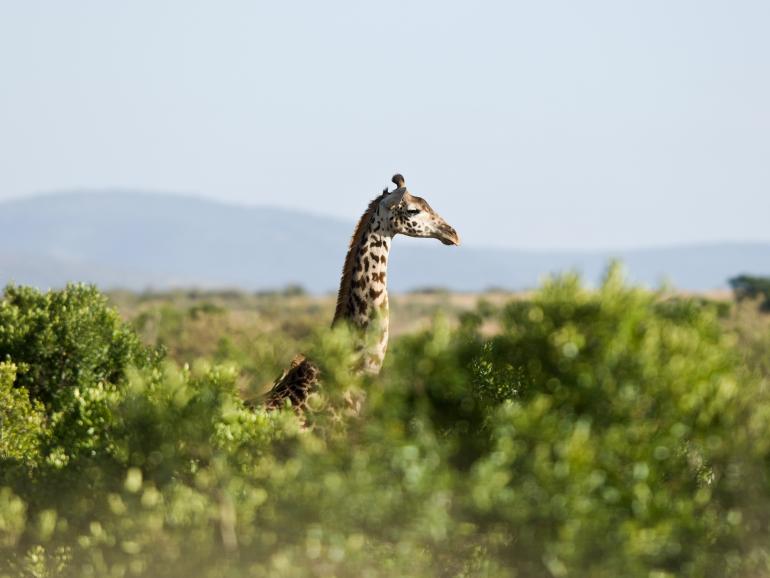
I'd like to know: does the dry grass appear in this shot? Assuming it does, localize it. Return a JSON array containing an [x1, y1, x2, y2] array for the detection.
[[108, 287, 740, 350]]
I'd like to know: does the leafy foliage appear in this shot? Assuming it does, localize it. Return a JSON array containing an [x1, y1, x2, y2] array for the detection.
[[466, 269, 745, 576], [1, 273, 769, 577], [0, 284, 153, 460], [0, 362, 47, 464]]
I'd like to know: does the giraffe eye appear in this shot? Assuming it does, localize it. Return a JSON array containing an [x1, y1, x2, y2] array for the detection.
[[407, 208, 420, 215]]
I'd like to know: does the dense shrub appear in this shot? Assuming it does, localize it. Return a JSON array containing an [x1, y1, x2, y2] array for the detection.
[[0, 284, 153, 460], [0, 362, 47, 465], [464, 269, 747, 576], [1, 271, 769, 577], [0, 284, 149, 403]]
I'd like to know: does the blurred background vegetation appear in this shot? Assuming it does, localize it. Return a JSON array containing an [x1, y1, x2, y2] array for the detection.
[[2, 268, 770, 577]]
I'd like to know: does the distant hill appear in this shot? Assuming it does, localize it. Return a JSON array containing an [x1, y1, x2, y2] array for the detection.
[[1, 191, 768, 292]]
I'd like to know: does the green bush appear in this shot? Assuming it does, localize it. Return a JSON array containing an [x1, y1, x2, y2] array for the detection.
[[0, 284, 153, 460], [0, 284, 150, 403], [0, 362, 47, 465], [464, 269, 746, 576], [1, 271, 769, 577]]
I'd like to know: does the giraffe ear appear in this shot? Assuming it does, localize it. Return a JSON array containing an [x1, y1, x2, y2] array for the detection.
[[381, 187, 407, 209]]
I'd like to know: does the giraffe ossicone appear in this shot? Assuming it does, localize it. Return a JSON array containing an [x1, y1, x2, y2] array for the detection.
[[265, 174, 460, 408]]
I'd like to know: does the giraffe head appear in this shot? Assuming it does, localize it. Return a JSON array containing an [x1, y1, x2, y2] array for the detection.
[[380, 174, 460, 246]]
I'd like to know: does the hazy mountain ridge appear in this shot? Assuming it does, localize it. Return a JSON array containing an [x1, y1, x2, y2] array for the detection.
[[1, 191, 768, 292]]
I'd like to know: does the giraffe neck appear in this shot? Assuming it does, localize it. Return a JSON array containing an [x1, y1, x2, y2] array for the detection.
[[334, 204, 393, 374]]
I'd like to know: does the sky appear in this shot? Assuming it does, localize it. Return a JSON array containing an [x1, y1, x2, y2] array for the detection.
[[0, 1, 768, 251]]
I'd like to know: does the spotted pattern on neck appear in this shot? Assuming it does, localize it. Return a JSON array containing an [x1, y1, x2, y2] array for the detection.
[[332, 195, 394, 374]]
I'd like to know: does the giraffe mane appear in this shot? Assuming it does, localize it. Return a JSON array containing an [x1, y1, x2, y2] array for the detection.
[[332, 191, 389, 326]]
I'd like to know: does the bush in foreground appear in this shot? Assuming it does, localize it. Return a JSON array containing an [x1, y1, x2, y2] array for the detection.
[[1, 272, 769, 577]]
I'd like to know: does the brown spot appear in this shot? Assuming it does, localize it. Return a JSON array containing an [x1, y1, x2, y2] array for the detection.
[[353, 293, 367, 314], [332, 190, 390, 326], [369, 288, 382, 300]]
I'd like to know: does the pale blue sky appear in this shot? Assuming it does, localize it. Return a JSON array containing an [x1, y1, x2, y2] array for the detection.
[[1, 1, 768, 250]]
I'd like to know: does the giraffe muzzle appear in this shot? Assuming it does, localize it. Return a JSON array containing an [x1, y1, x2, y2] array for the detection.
[[438, 224, 460, 246]]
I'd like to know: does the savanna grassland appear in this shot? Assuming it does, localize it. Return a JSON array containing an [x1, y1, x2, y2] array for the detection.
[[2, 268, 770, 577], [107, 288, 521, 399]]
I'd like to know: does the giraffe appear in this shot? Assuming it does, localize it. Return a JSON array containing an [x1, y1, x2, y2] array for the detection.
[[331, 173, 460, 373], [265, 173, 459, 409]]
